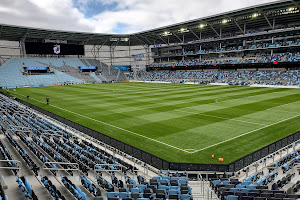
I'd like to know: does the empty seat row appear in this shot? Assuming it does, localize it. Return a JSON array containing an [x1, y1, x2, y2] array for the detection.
[[16, 176, 38, 200], [80, 176, 102, 197], [81, 140, 138, 174], [107, 191, 193, 200], [41, 176, 66, 200], [0, 140, 18, 175], [61, 176, 86, 200], [0, 182, 8, 200], [226, 194, 299, 200], [50, 136, 89, 174], [4, 131, 39, 176], [97, 176, 115, 192], [31, 135, 76, 175]]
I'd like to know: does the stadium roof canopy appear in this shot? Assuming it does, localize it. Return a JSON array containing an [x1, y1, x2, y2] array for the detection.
[[0, 0, 299, 46]]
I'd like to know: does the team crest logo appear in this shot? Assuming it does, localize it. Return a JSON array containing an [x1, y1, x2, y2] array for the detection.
[[53, 44, 60, 54]]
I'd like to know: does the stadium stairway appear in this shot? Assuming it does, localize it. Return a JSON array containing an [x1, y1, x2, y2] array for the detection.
[[0, 135, 29, 200], [89, 73, 103, 83], [80, 58, 90, 66], [0, 134, 53, 200], [116, 70, 121, 82], [95, 72, 108, 82]]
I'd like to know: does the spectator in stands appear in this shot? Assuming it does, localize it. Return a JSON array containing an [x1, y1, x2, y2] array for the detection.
[[46, 97, 50, 105]]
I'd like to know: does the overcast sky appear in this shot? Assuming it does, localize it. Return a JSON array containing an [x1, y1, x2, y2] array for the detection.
[[0, 0, 279, 34]]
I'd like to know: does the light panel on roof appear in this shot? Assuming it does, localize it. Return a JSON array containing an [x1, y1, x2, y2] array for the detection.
[[179, 28, 189, 33], [199, 24, 205, 28], [222, 19, 228, 24], [162, 31, 172, 36]]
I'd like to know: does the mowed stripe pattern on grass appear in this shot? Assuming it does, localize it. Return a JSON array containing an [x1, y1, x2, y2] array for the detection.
[[10, 83, 300, 164]]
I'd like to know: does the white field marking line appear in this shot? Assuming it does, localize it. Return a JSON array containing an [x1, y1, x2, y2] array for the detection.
[[266, 100, 300, 111], [174, 109, 266, 126], [113, 82, 243, 95], [268, 110, 300, 115], [190, 113, 300, 154], [175, 90, 289, 112], [17, 94, 190, 153], [215, 97, 223, 103]]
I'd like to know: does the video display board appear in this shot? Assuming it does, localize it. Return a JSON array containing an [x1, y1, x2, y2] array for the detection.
[[25, 42, 84, 55], [79, 66, 97, 70], [24, 67, 49, 71]]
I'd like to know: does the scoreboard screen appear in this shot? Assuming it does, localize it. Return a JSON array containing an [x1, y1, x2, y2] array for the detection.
[[79, 66, 97, 70], [24, 67, 49, 71], [25, 42, 84, 55], [112, 65, 131, 71]]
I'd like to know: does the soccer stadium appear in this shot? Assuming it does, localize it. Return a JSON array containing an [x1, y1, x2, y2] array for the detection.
[[0, 0, 300, 199]]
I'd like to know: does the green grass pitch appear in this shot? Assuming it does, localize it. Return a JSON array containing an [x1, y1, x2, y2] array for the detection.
[[6, 83, 300, 164]]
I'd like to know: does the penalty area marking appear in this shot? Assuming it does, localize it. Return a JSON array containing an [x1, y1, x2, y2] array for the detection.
[[184, 149, 197, 153], [174, 109, 266, 126], [269, 110, 300, 115], [266, 100, 300, 111], [189, 113, 300, 154], [177, 90, 285, 112], [17, 94, 190, 153]]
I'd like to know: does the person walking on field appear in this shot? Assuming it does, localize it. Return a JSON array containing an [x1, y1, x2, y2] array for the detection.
[[46, 97, 50, 105]]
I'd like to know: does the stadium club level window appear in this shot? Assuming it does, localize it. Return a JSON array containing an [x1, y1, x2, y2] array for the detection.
[[25, 42, 84, 55]]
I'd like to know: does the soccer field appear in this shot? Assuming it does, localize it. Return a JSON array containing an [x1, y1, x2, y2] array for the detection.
[[7, 83, 300, 164]]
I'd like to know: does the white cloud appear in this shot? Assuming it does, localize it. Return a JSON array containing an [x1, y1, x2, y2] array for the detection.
[[0, 0, 279, 34]]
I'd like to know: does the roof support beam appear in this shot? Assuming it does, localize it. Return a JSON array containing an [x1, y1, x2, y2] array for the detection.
[[234, 20, 245, 34], [65, 33, 76, 41], [263, 13, 273, 29], [209, 24, 220, 37], [142, 34, 165, 44], [137, 35, 153, 45], [0, 26, 3, 37], [171, 32, 183, 43], [133, 35, 148, 46], [45, 31, 55, 40], [190, 29, 200, 40], [91, 38, 109, 59], [20, 29, 30, 58], [83, 34, 95, 45], [20, 29, 30, 42], [158, 35, 168, 44], [291, 0, 300, 8], [99, 38, 109, 46], [111, 39, 120, 50]]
